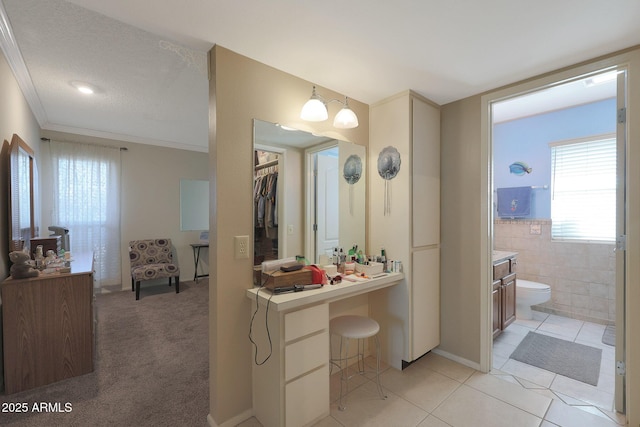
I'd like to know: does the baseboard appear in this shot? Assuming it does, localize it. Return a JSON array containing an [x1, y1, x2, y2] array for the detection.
[[432, 348, 481, 371], [207, 409, 255, 427]]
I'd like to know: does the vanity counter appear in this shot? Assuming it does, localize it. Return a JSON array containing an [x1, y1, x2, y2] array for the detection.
[[246, 271, 403, 426], [246, 271, 404, 311], [492, 250, 518, 264]]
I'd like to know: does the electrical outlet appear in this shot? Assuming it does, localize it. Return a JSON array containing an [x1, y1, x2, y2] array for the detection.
[[234, 235, 249, 259]]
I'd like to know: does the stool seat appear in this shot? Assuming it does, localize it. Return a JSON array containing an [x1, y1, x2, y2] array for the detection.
[[330, 315, 380, 339], [329, 314, 386, 410]]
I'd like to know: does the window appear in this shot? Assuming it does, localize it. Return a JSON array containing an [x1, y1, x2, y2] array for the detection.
[[550, 135, 616, 242], [49, 141, 121, 287]]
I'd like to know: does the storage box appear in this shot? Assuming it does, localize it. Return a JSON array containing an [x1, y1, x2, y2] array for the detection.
[[354, 262, 383, 276], [258, 268, 314, 289]]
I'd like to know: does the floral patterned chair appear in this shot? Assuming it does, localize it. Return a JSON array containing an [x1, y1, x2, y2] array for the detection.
[[129, 238, 180, 300]]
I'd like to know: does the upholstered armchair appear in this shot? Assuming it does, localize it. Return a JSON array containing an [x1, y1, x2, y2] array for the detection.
[[129, 238, 180, 300]]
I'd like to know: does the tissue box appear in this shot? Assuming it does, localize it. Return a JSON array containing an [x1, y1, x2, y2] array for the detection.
[[355, 262, 383, 276]]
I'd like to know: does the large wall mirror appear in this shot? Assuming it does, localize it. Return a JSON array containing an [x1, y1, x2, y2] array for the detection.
[[8, 134, 36, 252], [253, 119, 366, 267]]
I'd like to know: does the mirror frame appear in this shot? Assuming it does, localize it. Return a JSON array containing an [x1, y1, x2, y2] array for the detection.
[[8, 134, 35, 252]]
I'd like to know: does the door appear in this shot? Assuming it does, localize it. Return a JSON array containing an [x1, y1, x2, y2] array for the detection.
[[615, 68, 627, 413], [315, 150, 339, 262]]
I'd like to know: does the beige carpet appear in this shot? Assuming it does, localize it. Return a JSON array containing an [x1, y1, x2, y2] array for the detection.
[[0, 280, 209, 426]]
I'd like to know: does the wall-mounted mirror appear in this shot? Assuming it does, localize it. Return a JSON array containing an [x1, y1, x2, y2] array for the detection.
[[180, 179, 209, 231], [253, 119, 366, 267], [8, 134, 36, 252]]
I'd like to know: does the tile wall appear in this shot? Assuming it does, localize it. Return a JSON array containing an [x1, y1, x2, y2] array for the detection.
[[494, 219, 616, 324]]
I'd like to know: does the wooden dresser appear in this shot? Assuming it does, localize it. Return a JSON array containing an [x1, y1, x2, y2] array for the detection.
[[1, 252, 95, 394]]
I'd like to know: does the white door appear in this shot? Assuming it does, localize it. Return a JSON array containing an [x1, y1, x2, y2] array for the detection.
[[615, 67, 628, 413], [316, 151, 339, 262]]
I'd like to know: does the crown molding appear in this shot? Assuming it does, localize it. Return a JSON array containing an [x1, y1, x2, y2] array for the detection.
[[41, 122, 208, 153], [0, 1, 47, 125]]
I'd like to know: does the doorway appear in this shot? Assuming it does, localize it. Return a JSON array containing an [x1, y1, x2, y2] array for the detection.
[[486, 67, 627, 415], [305, 144, 339, 264]]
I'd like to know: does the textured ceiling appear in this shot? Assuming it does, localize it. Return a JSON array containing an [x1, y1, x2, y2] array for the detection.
[[1, 0, 639, 151]]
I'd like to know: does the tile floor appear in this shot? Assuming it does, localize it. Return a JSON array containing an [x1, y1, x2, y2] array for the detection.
[[239, 311, 626, 427]]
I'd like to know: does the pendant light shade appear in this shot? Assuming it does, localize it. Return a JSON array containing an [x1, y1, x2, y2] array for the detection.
[[300, 85, 359, 128], [300, 86, 328, 121], [333, 98, 359, 129]]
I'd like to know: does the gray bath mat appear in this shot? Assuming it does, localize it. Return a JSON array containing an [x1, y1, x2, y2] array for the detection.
[[602, 325, 615, 346], [510, 331, 602, 386]]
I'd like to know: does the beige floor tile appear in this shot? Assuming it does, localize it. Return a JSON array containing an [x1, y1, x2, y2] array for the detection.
[[418, 352, 475, 382], [499, 358, 556, 388], [417, 415, 452, 427], [432, 385, 541, 427], [545, 400, 620, 427], [381, 364, 462, 412], [465, 371, 551, 418], [329, 381, 428, 427], [550, 375, 614, 411]]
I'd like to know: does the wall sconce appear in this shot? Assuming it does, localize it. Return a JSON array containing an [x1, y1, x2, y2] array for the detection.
[[300, 86, 359, 129]]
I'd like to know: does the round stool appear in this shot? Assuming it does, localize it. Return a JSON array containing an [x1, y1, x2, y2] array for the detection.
[[329, 315, 387, 410]]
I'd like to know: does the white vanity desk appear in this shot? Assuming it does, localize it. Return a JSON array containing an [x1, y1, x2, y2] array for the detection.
[[246, 272, 403, 427]]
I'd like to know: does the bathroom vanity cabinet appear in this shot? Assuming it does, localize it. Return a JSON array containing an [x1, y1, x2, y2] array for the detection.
[[492, 252, 517, 339]]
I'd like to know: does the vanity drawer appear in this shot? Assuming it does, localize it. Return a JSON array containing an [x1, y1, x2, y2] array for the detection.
[[284, 303, 328, 342], [493, 260, 510, 281], [285, 331, 328, 381], [285, 365, 329, 427], [510, 258, 517, 273]]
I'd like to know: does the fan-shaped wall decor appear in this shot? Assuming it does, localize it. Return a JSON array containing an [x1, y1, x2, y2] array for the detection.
[[377, 146, 401, 215]]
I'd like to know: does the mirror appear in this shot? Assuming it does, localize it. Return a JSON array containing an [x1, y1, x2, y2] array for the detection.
[[180, 179, 209, 231], [8, 134, 36, 252], [253, 119, 366, 267]]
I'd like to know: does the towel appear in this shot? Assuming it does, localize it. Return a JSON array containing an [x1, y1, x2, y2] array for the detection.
[[497, 186, 532, 218]]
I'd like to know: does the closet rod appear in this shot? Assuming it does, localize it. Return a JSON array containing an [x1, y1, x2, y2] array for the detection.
[[255, 159, 279, 171]]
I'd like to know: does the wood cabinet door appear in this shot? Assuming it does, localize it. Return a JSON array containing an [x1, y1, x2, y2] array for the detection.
[[492, 280, 502, 339], [502, 274, 517, 329]]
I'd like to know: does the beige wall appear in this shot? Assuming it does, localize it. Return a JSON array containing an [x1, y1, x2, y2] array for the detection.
[[440, 95, 483, 364], [208, 45, 369, 425], [0, 50, 41, 282], [495, 219, 616, 324], [39, 130, 208, 288], [440, 47, 640, 423]]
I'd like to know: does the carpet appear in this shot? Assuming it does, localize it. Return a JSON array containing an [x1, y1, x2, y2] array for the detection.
[[602, 325, 616, 346], [0, 280, 209, 426], [510, 331, 602, 386]]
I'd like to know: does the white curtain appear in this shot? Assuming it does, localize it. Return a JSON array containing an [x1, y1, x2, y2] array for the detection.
[[49, 141, 121, 287]]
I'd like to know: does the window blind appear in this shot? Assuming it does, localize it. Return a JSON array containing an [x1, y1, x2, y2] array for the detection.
[[550, 137, 616, 242]]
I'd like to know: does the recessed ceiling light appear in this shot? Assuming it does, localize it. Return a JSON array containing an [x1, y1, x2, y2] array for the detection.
[[69, 81, 100, 95]]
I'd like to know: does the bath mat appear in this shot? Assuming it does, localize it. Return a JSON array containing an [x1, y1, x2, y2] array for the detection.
[[602, 325, 616, 346], [510, 331, 602, 386]]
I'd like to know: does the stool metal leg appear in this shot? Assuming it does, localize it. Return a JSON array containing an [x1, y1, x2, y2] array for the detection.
[[338, 336, 349, 411], [374, 335, 387, 400]]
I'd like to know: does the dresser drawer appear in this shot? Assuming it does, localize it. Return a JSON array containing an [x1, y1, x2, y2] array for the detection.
[[284, 303, 328, 342]]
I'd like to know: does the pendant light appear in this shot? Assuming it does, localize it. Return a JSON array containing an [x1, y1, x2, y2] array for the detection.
[[300, 86, 359, 129]]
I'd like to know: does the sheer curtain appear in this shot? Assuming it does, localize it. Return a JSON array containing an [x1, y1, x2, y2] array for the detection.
[[49, 141, 121, 287]]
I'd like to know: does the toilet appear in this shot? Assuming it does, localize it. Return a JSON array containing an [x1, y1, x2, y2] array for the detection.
[[516, 279, 551, 320]]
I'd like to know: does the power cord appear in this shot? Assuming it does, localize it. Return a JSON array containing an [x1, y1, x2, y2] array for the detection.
[[249, 272, 274, 365]]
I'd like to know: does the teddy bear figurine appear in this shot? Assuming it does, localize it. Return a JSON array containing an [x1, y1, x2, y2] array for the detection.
[[9, 250, 39, 279]]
